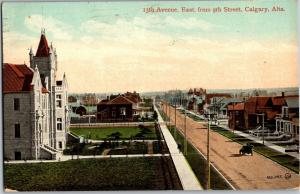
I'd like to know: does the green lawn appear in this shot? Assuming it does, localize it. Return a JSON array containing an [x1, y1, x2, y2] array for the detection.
[[4, 157, 182, 191], [211, 126, 299, 173], [186, 113, 205, 121], [70, 126, 157, 140]]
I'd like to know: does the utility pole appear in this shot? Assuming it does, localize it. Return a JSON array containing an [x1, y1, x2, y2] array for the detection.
[[262, 113, 265, 145], [174, 96, 177, 140], [184, 108, 187, 155], [184, 94, 188, 156], [169, 100, 171, 126], [206, 109, 211, 190]]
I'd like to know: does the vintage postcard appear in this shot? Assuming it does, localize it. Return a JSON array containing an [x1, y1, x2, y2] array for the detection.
[[2, 0, 299, 191]]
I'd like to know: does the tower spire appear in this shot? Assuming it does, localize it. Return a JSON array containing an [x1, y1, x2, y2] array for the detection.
[[41, 28, 45, 35]]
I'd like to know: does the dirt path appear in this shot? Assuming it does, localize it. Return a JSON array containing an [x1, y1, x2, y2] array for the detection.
[[162, 104, 299, 190]]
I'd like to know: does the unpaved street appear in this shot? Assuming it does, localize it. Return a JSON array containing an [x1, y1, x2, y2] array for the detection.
[[162, 104, 299, 190]]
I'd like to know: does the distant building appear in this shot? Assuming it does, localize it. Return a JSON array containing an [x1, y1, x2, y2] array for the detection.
[[3, 30, 69, 160], [210, 97, 244, 119], [97, 95, 137, 122], [187, 88, 206, 113]]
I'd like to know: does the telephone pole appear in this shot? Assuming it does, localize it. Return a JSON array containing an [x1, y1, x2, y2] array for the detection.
[[207, 111, 211, 190], [174, 96, 177, 139]]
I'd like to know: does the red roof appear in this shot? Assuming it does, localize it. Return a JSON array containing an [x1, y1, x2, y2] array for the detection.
[[125, 95, 139, 104], [3, 63, 48, 93], [35, 34, 50, 57], [271, 97, 286, 106], [228, 103, 244, 111], [107, 96, 134, 105], [244, 97, 272, 113]]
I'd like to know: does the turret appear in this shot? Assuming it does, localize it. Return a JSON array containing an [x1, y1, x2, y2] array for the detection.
[[29, 47, 34, 68]]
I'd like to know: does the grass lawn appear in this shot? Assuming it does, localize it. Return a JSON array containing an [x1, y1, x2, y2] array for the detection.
[[211, 126, 299, 173], [70, 126, 157, 140], [186, 113, 205, 121], [169, 127, 232, 190], [4, 157, 182, 191]]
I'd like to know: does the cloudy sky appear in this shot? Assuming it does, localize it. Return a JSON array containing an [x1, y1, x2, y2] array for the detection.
[[2, 1, 298, 93]]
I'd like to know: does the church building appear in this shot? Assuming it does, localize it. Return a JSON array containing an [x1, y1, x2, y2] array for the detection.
[[3, 30, 69, 160]]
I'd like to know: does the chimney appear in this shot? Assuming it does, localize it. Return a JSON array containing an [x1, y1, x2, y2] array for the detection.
[[281, 92, 285, 98]]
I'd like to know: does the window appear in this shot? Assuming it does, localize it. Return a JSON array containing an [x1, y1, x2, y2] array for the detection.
[[15, 124, 20, 138], [14, 98, 20, 111], [58, 141, 62, 149], [120, 107, 126, 116], [15, 152, 21, 160], [57, 118, 62, 130], [282, 106, 289, 118], [56, 95, 62, 108], [112, 111, 116, 118]]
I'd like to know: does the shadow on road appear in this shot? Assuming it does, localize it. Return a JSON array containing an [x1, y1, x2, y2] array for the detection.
[[230, 154, 243, 157]]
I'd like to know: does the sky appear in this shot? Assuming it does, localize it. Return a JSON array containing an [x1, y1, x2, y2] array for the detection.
[[2, 0, 299, 93]]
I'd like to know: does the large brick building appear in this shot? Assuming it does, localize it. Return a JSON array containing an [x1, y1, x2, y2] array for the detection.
[[3, 30, 69, 160]]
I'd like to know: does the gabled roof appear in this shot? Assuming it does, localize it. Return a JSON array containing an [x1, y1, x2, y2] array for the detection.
[[271, 97, 286, 106], [256, 97, 271, 108], [35, 34, 50, 57], [228, 102, 245, 111], [107, 95, 134, 105], [125, 95, 139, 104], [3, 63, 48, 94]]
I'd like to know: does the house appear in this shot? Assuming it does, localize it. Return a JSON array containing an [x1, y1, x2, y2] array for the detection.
[[228, 103, 245, 130], [228, 94, 294, 132], [97, 95, 137, 122], [3, 30, 69, 160], [187, 88, 206, 113], [210, 97, 244, 119], [244, 97, 274, 129], [275, 95, 299, 142]]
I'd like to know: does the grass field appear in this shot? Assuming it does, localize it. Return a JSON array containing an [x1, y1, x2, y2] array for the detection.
[[4, 157, 182, 191], [211, 126, 299, 173], [70, 126, 157, 140]]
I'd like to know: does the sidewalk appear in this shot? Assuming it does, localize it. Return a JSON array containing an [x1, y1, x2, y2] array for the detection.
[[4, 154, 170, 164], [183, 108, 299, 159], [154, 105, 203, 190], [218, 124, 299, 159]]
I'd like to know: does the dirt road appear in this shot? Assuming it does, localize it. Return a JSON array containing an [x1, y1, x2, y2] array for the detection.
[[162, 104, 299, 190]]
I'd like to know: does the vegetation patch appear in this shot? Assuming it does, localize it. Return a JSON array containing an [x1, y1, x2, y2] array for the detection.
[[4, 157, 182, 191], [169, 127, 232, 190], [186, 113, 205, 121], [153, 141, 169, 154], [70, 126, 157, 140]]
